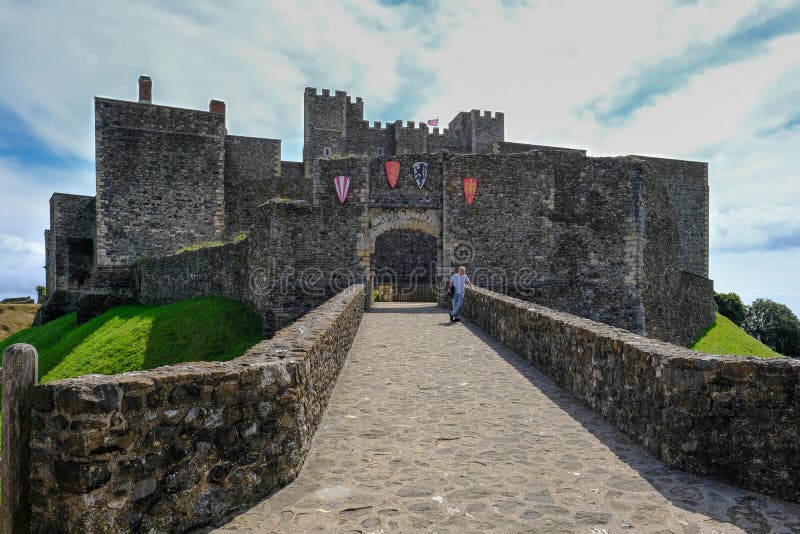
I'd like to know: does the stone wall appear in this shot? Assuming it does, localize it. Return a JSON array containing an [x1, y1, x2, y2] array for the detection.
[[75, 266, 137, 324], [279, 161, 311, 201], [221, 138, 313, 237], [38, 194, 97, 323], [641, 157, 709, 278], [483, 141, 586, 156], [640, 167, 716, 345], [440, 151, 714, 346], [28, 284, 366, 532], [373, 230, 437, 284], [223, 136, 281, 237], [252, 156, 369, 327], [94, 98, 226, 266], [464, 110, 505, 153], [303, 88, 349, 162], [136, 240, 250, 307], [460, 287, 800, 504], [48, 194, 96, 293], [442, 152, 645, 334], [369, 154, 443, 207]]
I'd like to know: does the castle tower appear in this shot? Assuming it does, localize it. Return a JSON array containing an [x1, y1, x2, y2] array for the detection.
[[447, 110, 505, 153], [303, 88, 350, 163]]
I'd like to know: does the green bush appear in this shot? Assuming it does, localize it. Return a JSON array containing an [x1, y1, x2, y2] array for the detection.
[[742, 299, 800, 357], [714, 292, 747, 326]]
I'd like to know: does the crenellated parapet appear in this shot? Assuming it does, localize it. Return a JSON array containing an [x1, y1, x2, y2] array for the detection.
[[446, 109, 505, 153], [303, 88, 504, 161]]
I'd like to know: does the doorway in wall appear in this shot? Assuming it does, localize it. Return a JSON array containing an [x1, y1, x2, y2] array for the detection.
[[372, 230, 437, 302]]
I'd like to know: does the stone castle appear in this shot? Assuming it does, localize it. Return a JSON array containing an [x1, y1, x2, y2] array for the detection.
[[41, 75, 714, 345]]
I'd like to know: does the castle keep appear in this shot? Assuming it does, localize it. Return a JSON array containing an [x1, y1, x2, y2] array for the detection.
[[41, 75, 714, 346]]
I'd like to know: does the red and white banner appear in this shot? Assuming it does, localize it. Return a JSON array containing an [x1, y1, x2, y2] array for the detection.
[[334, 175, 350, 204], [427, 118, 439, 127]]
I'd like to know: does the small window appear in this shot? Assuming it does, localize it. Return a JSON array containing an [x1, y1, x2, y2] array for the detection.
[[323, 147, 331, 157], [377, 148, 384, 156]]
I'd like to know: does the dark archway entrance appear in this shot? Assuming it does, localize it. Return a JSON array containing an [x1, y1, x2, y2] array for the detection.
[[372, 229, 437, 301]]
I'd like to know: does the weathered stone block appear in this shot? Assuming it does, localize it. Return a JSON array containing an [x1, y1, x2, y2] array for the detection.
[[55, 461, 111, 492], [56, 383, 121, 414]]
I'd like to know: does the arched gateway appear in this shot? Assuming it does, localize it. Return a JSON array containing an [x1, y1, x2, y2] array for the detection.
[[360, 208, 443, 302]]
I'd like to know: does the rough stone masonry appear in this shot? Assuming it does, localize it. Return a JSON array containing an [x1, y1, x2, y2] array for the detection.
[[28, 285, 365, 532], [39, 75, 713, 345]]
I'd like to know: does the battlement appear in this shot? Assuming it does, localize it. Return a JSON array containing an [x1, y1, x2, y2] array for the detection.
[[427, 127, 451, 136], [393, 120, 429, 131], [469, 109, 504, 120], [303, 87, 346, 98], [302, 85, 505, 159], [304, 86, 362, 102], [453, 109, 505, 122]]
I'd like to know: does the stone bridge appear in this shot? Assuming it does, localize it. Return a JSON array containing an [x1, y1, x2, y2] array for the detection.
[[211, 302, 800, 533], [15, 286, 800, 533]]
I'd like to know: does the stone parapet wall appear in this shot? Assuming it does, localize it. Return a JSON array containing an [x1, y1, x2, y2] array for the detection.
[[136, 240, 250, 307], [28, 284, 365, 532], [460, 287, 800, 504]]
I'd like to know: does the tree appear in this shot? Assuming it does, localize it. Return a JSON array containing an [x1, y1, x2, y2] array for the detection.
[[714, 292, 747, 326], [742, 299, 800, 357]]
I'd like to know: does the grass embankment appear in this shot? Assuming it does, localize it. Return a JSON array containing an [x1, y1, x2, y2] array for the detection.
[[175, 232, 247, 254], [0, 297, 264, 445], [692, 313, 780, 358], [0, 303, 40, 341]]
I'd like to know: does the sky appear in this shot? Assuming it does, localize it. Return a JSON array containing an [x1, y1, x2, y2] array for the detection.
[[0, 0, 798, 312]]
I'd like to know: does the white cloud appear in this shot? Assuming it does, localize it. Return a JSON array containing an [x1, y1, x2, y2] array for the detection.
[[0, 233, 46, 300]]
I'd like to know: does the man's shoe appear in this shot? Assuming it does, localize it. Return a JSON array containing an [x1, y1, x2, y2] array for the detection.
[[454, 317, 461, 322], [449, 313, 454, 322]]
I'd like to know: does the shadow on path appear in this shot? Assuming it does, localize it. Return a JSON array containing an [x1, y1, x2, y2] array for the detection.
[[454, 313, 800, 534], [210, 302, 800, 533]]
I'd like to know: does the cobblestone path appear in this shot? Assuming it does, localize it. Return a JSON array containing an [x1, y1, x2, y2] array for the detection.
[[212, 303, 800, 533]]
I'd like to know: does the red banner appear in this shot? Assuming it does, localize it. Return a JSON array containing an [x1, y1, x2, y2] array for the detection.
[[385, 160, 400, 189], [463, 177, 478, 205]]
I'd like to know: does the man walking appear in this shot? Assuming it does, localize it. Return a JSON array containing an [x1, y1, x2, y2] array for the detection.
[[448, 266, 473, 322]]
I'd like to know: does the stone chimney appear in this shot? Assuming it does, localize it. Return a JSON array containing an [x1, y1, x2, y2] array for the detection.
[[138, 75, 152, 103], [209, 99, 226, 116]]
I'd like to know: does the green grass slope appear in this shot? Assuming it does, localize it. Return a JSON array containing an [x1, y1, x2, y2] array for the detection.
[[692, 313, 780, 358], [0, 296, 264, 383]]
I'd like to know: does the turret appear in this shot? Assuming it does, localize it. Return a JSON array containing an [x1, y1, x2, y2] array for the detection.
[[303, 87, 353, 163]]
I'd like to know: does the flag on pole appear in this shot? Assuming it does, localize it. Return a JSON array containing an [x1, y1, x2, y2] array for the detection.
[[427, 118, 439, 127]]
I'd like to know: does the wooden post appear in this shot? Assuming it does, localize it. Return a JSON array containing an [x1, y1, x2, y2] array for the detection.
[[1, 343, 38, 534]]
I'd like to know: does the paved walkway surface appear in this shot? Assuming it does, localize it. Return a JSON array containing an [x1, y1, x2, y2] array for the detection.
[[212, 303, 800, 533]]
